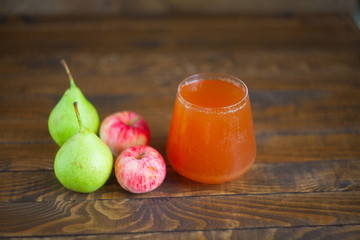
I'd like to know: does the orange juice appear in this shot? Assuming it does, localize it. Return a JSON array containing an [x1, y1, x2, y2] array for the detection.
[[166, 73, 256, 184]]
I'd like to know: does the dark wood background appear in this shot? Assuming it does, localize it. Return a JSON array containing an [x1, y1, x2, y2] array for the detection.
[[0, 0, 356, 17], [0, 1, 360, 239]]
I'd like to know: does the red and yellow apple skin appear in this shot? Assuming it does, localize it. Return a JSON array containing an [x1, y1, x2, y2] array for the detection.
[[115, 145, 166, 194], [100, 111, 150, 157]]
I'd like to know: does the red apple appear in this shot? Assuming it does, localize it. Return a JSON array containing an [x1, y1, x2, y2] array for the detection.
[[115, 145, 166, 194], [100, 111, 150, 156]]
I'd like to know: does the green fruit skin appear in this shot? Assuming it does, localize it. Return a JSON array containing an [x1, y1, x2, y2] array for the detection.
[[54, 129, 113, 193], [48, 86, 99, 146]]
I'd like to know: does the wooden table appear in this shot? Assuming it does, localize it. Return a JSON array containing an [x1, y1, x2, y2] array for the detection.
[[1, 14, 360, 239]]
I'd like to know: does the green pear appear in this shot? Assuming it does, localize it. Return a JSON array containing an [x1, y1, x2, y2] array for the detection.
[[48, 60, 99, 146], [54, 102, 113, 193]]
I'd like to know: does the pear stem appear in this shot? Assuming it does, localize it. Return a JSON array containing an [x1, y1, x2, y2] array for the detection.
[[61, 59, 76, 88], [73, 102, 84, 130]]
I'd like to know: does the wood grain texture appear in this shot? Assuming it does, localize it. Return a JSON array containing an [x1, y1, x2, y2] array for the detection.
[[0, 160, 359, 202], [0, 15, 358, 56], [1, 0, 356, 16], [1, 192, 360, 237], [0, 14, 359, 239], [1, 132, 359, 172], [10, 225, 360, 240]]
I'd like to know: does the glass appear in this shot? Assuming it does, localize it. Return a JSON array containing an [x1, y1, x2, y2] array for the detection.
[[166, 73, 256, 184]]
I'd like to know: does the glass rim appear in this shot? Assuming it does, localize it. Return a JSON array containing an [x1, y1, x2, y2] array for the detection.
[[177, 73, 249, 113]]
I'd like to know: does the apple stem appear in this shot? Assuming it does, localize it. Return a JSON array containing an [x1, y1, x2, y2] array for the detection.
[[73, 102, 84, 130], [61, 59, 76, 88], [128, 116, 140, 126], [136, 152, 146, 160]]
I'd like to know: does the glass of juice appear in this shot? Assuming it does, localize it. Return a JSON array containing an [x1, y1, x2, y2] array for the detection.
[[166, 73, 256, 184]]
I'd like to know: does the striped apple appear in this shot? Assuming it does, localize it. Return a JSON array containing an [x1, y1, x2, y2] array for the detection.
[[100, 111, 150, 157], [115, 145, 166, 194]]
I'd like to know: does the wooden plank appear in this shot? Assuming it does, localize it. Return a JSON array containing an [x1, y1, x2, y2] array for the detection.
[[1, 0, 356, 16], [0, 94, 174, 120], [0, 136, 168, 171], [0, 48, 359, 97], [1, 113, 359, 154], [0, 142, 56, 171], [2, 88, 360, 125], [1, 86, 359, 142], [1, 192, 359, 237], [0, 131, 358, 172], [2, 15, 355, 34], [0, 15, 358, 57], [0, 118, 169, 143], [0, 160, 358, 202], [256, 133, 360, 163], [10, 224, 360, 240], [1, 58, 359, 120]]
